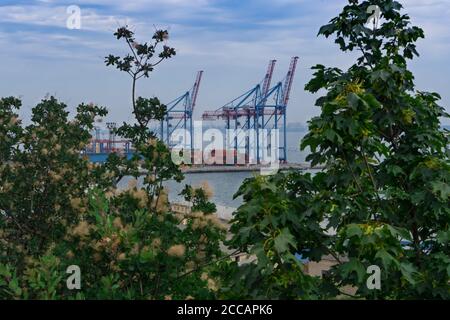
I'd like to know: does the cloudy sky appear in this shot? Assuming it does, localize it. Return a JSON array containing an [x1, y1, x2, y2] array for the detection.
[[0, 0, 449, 125]]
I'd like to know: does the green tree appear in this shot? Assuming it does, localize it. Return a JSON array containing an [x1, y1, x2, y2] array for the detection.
[[0, 97, 109, 258], [104, 26, 182, 211], [223, 173, 324, 299], [0, 26, 225, 300], [225, 0, 449, 299]]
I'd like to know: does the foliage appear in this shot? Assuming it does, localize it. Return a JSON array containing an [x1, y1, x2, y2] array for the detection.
[[1, 2, 449, 300], [104, 26, 183, 212], [181, 183, 217, 214], [105, 26, 175, 127], [225, 0, 449, 299], [0, 97, 110, 259], [1, 178, 224, 300], [0, 26, 225, 300], [222, 173, 324, 299]]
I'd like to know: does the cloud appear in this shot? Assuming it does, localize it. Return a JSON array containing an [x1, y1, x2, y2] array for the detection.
[[0, 5, 133, 32], [0, 0, 449, 125]]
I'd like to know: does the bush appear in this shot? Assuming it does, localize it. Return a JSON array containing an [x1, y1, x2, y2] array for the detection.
[[0, 26, 226, 300], [224, 0, 450, 299], [0, 95, 226, 300]]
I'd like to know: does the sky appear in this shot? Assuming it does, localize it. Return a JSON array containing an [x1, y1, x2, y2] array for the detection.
[[0, 0, 449, 125]]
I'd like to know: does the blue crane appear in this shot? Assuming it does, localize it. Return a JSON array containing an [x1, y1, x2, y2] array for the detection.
[[202, 57, 299, 164], [160, 71, 204, 151]]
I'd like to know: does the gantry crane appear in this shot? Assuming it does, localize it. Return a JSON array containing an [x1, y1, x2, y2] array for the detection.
[[202, 57, 299, 164], [256, 56, 299, 163], [160, 71, 204, 151]]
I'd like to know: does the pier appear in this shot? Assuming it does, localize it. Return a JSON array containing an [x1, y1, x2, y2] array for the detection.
[[132, 162, 322, 175], [181, 162, 322, 174]]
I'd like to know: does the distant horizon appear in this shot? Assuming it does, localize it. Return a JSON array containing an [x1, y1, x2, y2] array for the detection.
[[93, 121, 450, 132]]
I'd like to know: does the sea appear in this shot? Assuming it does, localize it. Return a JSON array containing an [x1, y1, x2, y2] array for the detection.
[[120, 125, 450, 209], [121, 131, 309, 208]]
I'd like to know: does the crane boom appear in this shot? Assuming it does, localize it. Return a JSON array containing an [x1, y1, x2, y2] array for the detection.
[[282, 56, 299, 106], [261, 60, 277, 100], [190, 70, 204, 112]]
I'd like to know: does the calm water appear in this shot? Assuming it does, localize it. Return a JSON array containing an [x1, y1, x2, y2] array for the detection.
[[285, 131, 309, 163], [121, 131, 309, 207], [165, 171, 253, 207]]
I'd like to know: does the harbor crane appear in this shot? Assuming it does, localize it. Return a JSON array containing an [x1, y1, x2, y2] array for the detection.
[[160, 71, 204, 151], [202, 57, 299, 164]]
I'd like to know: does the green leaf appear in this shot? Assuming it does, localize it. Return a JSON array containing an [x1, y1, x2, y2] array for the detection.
[[375, 249, 399, 268], [318, 23, 335, 36], [139, 249, 155, 263], [386, 225, 412, 241], [436, 229, 449, 244], [347, 93, 362, 109], [387, 165, 404, 177], [370, 70, 391, 82], [430, 181, 450, 200], [9, 278, 22, 296], [399, 263, 418, 285], [340, 259, 366, 283], [346, 224, 363, 238], [273, 228, 296, 254], [251, 244, 271, 272], [363, 94, 382, 109]]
